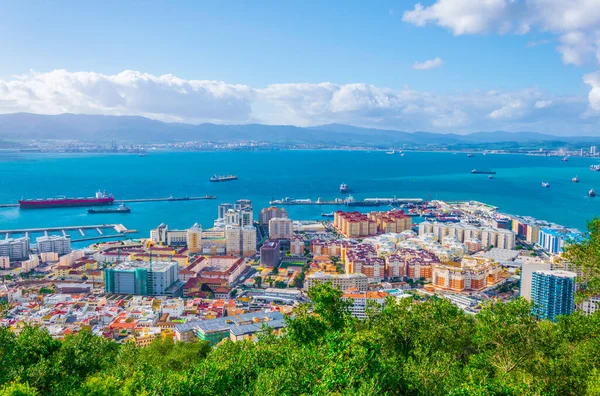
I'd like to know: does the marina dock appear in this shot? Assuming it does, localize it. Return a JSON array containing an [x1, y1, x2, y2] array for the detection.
[[0, 224, 132, 238]]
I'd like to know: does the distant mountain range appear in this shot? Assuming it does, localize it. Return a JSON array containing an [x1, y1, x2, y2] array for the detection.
[[0, 113, 598, 146]]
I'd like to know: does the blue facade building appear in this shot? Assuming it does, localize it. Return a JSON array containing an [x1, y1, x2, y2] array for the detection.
[[537, 228, 581, 254], [531, 270, 577, 322]]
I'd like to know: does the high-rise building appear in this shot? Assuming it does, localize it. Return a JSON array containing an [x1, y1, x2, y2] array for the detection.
[[520, 263, 551, 301], [225, 225, 242, 256], [269, 217, 293, 240], [0, 237, 30, 261], [239, 207, 253, 227], [225, 209, 240, 226], [259, 206, 289, 225], [36, 235, 71, 255], [531, 270, 576, 322], [241, 226, 257, 257], [234, 199, 252, 210], [187, 223, 202, 253], [104, 260, 182, 296], [218, 203, 233, 219]]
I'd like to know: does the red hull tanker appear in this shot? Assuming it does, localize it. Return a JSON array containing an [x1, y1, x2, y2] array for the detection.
[[19, 190, 114, 209]]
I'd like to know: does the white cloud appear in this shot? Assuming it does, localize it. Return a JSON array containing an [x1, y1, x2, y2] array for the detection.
[[402, 0, 600, 65], [0, 70, 255, 123], [584, 71, 600, 111], [488, 101, 525, 119], [402, 0, 600, 112], [0, 69, 596, 135], [535, 100, 552, 108], [413, 57, 445, 70]]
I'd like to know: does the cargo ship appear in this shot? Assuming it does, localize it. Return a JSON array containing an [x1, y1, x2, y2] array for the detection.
[[88, 203, 130, 214], [209, 174, 238, 182], [471, 169, 496, 175], [19, 190, 114, 209]]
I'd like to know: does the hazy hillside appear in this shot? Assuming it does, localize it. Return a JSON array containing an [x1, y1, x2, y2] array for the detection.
[[0, 113, 598, 146]]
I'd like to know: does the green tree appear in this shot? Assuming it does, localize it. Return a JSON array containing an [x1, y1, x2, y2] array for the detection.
[[563, 217, 600, 302]]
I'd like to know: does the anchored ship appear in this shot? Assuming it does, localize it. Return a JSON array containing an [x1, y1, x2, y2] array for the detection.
[[19, 190, 114, 209], [209, 174, 238, 182], [471, 169, 496, 175], [340, 183, 349, 193], [88, 203, 130, 214], [589, 189, 596, 198], [541, 182, 550, 188], [572, 176, 580, 183]]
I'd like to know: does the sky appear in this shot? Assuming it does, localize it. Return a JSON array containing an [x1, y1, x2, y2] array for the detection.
[[1, 0, 600, 135]]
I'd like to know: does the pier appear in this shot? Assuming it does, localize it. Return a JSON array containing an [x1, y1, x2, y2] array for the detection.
[[269, 197, 423, 206], [119, 195, 216, 203], [0, 224, 130, 237]]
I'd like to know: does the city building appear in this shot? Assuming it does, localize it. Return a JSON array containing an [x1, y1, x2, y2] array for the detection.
[[238, 207, 253, 227], [334, 211, 377, 238], [431, 257, 502, 292], [104, 260, 182, 297], [368, 210, 412, 234], [241, 226, 257, 257], [342, 291, 389, 319], [218, 203, 233, 219], [269, 217, 293, 240], [538, 228, 581, 254], [225, 225, 257, 257], [234, 199, 252, 210], [260, 240, 281, 267], [290, 234, 305, 256], [0, 237, 30, 261], [225, 225, 242, 256], [186, 223, 202, 253], [520, 263, 552, 300], [304, 272, 368, 292], [531, 270, 577, 322], [259, 206, 288, 225], [36, 235, 71, 255], [175, 311, 284, 346]]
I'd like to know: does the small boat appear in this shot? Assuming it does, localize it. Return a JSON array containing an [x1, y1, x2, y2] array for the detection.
[[542, 182, 550, 188], [88, 203, 130, 214], [400, 153, 405, 157], [340, 183, 349, 193], [471, 169, 496, 175], [589, 189, 596, 197], [386, 150, 395, 155], [137, 152, 147, 157], [591, 165, 600, 172], [321, 212, 335, 217], [561, 156, 568, 162], [488, 175, 494, 179], [572, 176, 580, 183], [467, 153, 474, 157]]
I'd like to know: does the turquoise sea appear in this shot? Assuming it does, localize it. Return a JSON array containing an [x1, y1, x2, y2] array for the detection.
[[0, 150, 599, 245]]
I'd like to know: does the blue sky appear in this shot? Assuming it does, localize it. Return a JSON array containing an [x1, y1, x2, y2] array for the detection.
[[1, 0, 600, 135]]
